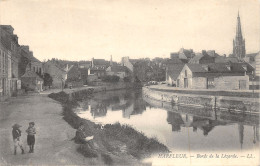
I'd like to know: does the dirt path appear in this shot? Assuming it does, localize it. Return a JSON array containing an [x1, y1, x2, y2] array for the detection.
[[0, 93, 104, 165]]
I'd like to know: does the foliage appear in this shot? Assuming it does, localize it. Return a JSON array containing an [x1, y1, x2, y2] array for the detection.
[[101, 75, 120, 82], [43, 73, 53, 87], [123, 76, 132, 82]]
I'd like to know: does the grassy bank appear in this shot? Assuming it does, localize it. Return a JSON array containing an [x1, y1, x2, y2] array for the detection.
[[48, 91, 169, 164]]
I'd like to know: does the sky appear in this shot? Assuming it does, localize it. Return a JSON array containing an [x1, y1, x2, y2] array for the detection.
[[0, 0, 259, 62]]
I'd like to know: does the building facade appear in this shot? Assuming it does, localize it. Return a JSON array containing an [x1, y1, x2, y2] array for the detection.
[[174, 63, 249, 90], [43, 61, 67, 89], [0, 25, 20, 99]]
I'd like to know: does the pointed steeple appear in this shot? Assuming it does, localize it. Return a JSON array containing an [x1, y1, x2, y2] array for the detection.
[[233, 11, 246, 59], [236, 11, 242, 38]]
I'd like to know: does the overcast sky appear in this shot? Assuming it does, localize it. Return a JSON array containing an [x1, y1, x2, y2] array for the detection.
[[0, 0, 259, 62]]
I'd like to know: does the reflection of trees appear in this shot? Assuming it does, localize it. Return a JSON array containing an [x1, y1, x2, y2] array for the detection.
[[88, 90, 147, 119], [90, 103, 107, 118]]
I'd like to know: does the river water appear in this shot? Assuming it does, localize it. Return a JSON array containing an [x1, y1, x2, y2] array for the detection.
[[76, 90, 259, 152]]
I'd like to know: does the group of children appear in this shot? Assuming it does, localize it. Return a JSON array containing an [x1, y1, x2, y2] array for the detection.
[[12, 122, 36, 155]]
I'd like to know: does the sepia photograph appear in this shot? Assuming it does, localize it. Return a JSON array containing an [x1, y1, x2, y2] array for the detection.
[[0, 0, 259, 165]]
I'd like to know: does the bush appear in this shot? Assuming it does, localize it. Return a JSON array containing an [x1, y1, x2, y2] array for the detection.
[[101, 75, 120, 82], [123, 76, 132, 82]]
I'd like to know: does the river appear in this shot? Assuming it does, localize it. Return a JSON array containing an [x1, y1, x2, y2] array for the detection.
[[76, 89, 259, 152]]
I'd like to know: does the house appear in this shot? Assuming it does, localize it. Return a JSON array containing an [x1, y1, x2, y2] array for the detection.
[[106, 65, 129, 78], [175, 63, 249, 90], [0, 25, 20, 99], [78, 61, 91, 69], [66, 65, 87, 87], [43, 61, 67, 88], [189, 51, 215, 64], [21, 65, 43, 92], [89, 67, 106, 78], [91, 58, 109, 68], [166, 64, 185, 86], [170, 48, 195, 60], [19, 46, 43, 77]]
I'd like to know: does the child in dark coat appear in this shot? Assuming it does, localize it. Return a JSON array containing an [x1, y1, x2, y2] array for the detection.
[[12, 124, 25, 155], [26, 122, 36, 153]]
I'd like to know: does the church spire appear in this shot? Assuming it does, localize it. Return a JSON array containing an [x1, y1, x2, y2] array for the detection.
[[233, 11, 246, 59], [236, 11, 242, 38]]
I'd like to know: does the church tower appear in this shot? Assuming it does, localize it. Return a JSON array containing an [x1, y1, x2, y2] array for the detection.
[[233, 12, 246, 59]]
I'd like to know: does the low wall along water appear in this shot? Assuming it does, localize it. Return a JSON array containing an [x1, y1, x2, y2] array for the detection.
[[142, 87, 260, 114]]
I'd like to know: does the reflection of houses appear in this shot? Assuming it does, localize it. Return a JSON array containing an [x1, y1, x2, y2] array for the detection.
[[43, 61, 67, 88], [171, 63, 250, 90]]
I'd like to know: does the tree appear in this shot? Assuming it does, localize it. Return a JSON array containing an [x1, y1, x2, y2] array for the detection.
[[43, 73, 53, 88]]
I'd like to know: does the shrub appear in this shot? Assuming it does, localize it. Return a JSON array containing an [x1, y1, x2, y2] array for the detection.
[[101, 75, 120, 82]]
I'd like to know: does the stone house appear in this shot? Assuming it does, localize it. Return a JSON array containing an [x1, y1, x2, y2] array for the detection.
[[91, 58, 109, 68], [174, 63, 249, 90], [166, 64, 185, 86], [170, 48, 195, 60], [89, 67, 106, 78], [0, 25, 20, 99], [19, 46, 43, 77], [66, 65, 88, 87], [189, 51, 215, 64], [43, 61, 67, 89], [21, 66, 43, 92], [106, 65, 129, 79]]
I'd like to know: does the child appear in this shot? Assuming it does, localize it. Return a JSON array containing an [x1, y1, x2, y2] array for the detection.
[[26, 122, 36, 153], [12, 124, 25, 155]]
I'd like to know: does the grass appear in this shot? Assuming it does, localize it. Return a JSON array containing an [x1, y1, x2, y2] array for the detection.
[[48, 91, 169, 161]]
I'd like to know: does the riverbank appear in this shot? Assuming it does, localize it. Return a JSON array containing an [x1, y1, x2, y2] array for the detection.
[[0, 93, 90, 165], [143, 86, 260, 114], [48, 89, 169, 164]]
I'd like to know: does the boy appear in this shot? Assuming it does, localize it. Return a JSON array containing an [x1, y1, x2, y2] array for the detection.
[[12, 124, 25, 155], [26, 122, 36, 153]]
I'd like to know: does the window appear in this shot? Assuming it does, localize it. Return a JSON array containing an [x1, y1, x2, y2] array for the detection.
[[207, 78, 214, 89], [185, 70, 187, 77]]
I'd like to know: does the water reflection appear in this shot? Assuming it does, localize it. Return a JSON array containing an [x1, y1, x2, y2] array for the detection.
[[77, 90, 259, 151]]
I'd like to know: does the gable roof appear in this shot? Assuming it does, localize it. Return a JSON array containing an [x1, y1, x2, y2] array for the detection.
[[167, 64, 185, 80], [93, 59, 108, 65], [186, 64, 207, 73], [21, 70, 43, 81], [44, 61, 67, 73], [215, 56, 240, 63]]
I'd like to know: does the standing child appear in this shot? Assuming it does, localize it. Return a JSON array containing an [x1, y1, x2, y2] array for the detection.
[[12, 124, 25, 155], [26, 122, 36, 153]]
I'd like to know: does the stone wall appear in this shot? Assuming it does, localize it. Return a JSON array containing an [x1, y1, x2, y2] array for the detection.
[[214, 75, 249, 90], [142, 87, 259, 113]]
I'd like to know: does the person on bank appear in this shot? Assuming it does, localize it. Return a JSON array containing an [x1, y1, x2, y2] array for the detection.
[[26, 122, 36, 153], [75, 122, 95, 149], [12, 124, 25, 155]]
